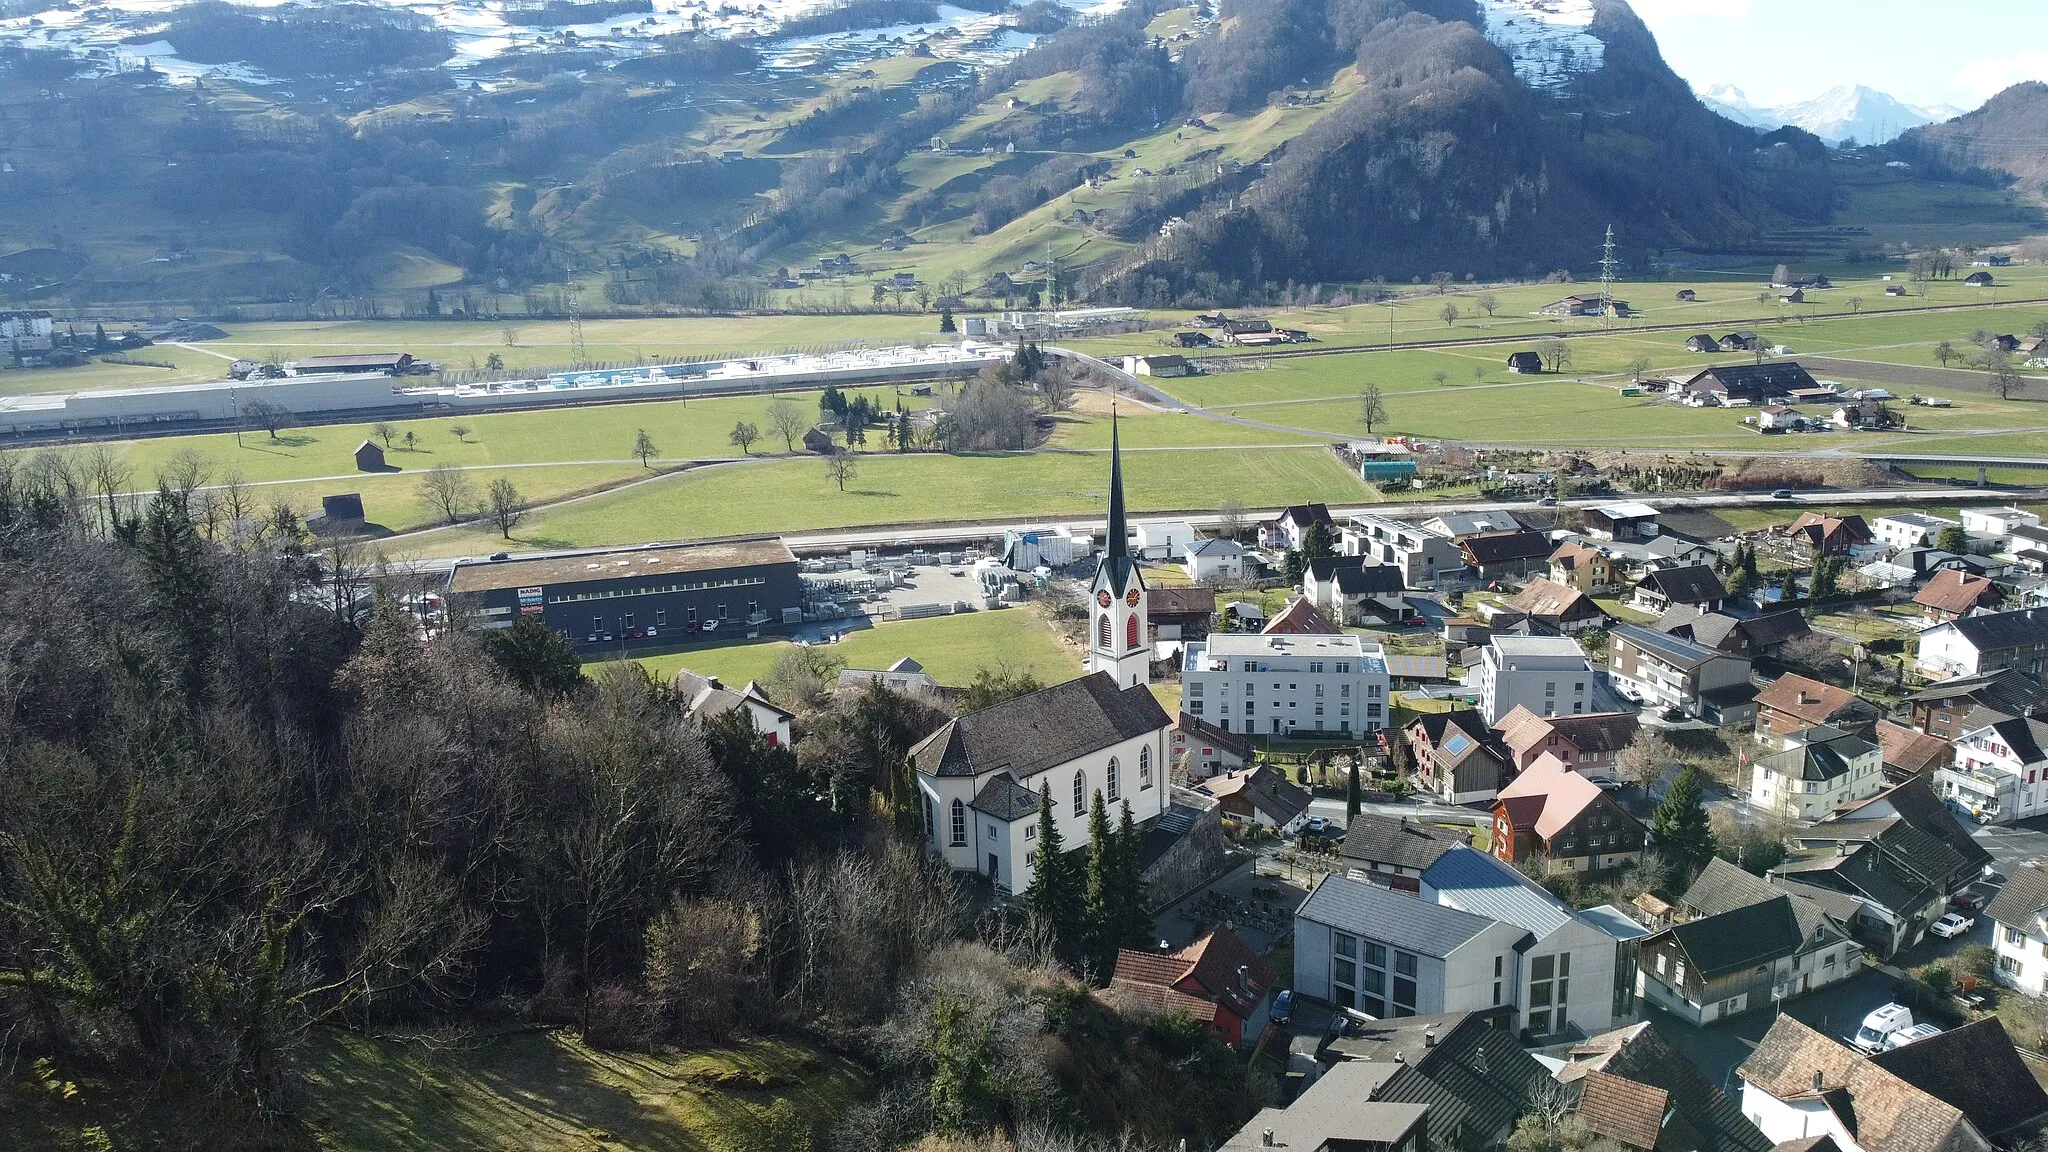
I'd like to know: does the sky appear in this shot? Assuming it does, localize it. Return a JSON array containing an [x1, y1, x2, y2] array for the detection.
[[1627, 0, 2048, 112]]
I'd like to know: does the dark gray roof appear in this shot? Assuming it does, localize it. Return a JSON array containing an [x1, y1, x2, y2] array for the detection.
[[1904, 668, 2043, 715], [1943, 608, 2048, 654], [1420, 845, 1576, 937], [1684, 857, 1848, 941], [910, 672, 1169, 779], [1756, 726, 1876, 783], [1612, 624, 1730, 673], [1582, 1023, 1774, 1152], [1684, 362, 1820, 397], [1339, 814, 1464, 872], [1462, 530, 1553, 565], [969, 775, 1041, 822], [1981, 714, 2048, 765], [1296, 873, 1504, 958], [1221, 1064, 1430, 1151], [1986, 860, 2048, 929], [1659, 896, 1838, 981], [1869, 1018, 2048, 1141], [1741, 610, 1813, 649], [1638, 564, 1726, 605], [1360, 1012, 1555, 1151]]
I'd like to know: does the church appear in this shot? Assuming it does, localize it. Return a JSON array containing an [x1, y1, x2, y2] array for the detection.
[[912, 419, 1174, 894]]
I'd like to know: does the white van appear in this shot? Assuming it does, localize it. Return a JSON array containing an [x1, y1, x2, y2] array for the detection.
[[1854, 1003, 1914, 1053], [1884, 1023, 1943, 1050]]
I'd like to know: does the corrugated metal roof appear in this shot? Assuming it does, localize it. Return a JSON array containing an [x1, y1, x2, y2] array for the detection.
[[1297, 873, 1497, 958], [1420, 846, 1575, 938]]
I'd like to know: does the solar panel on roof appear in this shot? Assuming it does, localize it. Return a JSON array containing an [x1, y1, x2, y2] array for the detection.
[[1443, 733, 1471, 756]]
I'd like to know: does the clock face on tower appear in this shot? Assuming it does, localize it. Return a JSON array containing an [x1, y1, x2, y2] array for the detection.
[[1097, 590, 1113, 608], [1125, 588, 1141, 607]]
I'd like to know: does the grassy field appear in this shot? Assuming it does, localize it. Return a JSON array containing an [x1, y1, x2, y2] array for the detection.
[[397, 444, 1373, 555], [617, 605, 1081, 689], [1, 1030, 866, 1150]]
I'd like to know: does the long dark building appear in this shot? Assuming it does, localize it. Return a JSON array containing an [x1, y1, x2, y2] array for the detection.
[[449, 535, 803, 650]]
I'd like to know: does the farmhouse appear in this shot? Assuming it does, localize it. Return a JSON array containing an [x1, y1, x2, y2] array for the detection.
[[1122, 353, 1191, 377], [1786, 512, 1873, 556], [1679, 362, 1821, 405], [1718, 331, 1763, 352], [1542, 294, 1629, 317], [1915, 568, 2005, 624], [1494, 707, 1639, 777], [1506, 578, 1608, 634], [1493, 754, 1647, 875], [447, 536, 803, 650], [1637, 895, 1856, 1025], [1507, 350, 1546, 374], [1409, 708, 1515, 805]]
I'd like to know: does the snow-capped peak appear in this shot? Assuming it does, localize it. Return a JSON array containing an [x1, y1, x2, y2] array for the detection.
[[1692, 82, 1976, 144]]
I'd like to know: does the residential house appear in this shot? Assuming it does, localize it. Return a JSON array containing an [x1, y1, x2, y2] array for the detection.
[[1679, 856, 1887, 983], [837, 657, 945, 698], [1264, 596, 1341, 635], [1905, 668, 2044, 739], [1343, 515, 1467, 586], [1757, 405, 1808, 431], [1184, 536, 1245, 583], [1419, 845, 1628, 1035], [1608, 625, 1756, 723], [1508, 351, 1546, 374], [1197, 764, 1313, 832], [1305, 555, 1411, 625], [1552, 1021, 1773, 1152], [1407, 709, 1516, 805], [1180, 632, 1391, 737], [1681, 362, 1821, 404], [1754, 674, 1882, 743], [1988, 861, 2048, 996], [1737, 1014, 2048, 1152], [1550, 541, 1617, 592], [1962, 507, 2041, 539], [1424, 510, 1524, 540], [1658, 606, 1813, 659], [1940, 711, 2048, 824], [1685, 333, 1718, 353], [1631, 564, 1726, 616], [0, 309, 54, 354], [1469, 635, 1596, 725], [1340, 814, 1467, 891], [2004, 525, 2048, 568], [1786, 513, 1874, 557], [1874, 720, 1952, 781], [1495, 707, 1640, 778], [1582, 503, 1662, 542], [1134, 519, 1198, 559], [1170, 711, 1252, 779], [1461, 530, 1555, 582], [1493, 755, 1648, 874], [1787, 778, 1992, 957], [1915, 569, 2005, 624], [1263, 503, 1335, 551], [1636, 893, 1857, 1025], [669, 670, 795, 747], [1507, 578, 1609, 634], [913, 672, 1170, 894], [1602, 533, 1721, 579], [1319, 1010, 1560, 1152], [1749, 725, 1885, 820], [1294, 874, 1531, 1024], [1917, 608, 2048, 680], [1872, 512, 1959, 551], [1220, 1061, 1432, 1152], [1105, 928, 1271, 1049]]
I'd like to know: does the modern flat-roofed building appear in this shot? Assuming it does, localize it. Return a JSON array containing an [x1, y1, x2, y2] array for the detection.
[[1181, 632, 1390, 737], [1341, 514, 1465, 586], [1470, 636, 1594, 725], [448, 535, 803, 651]]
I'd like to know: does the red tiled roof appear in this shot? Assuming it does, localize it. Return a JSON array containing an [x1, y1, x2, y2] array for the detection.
[[1578, 1068, 1670, 1151], [1495, 753, 1606, 840], [1875, 721, 1951, 776], [1914, 569, 2003, 617], [1754, 674, 1871, 727]]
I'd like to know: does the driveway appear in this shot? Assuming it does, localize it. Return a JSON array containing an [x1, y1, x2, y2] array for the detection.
[[1642, 967, 1909, 1095]]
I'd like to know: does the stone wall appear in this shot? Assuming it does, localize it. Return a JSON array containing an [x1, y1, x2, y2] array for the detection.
[[1140, 787, 1234, 912]]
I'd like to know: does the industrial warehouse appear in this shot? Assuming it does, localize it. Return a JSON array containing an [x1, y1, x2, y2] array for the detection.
[[446, 536, 805, 652], [0, 341, 1010, 437]]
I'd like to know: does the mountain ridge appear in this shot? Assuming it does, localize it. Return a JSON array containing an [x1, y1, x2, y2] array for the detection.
[[1695, 83, 1966, 144]]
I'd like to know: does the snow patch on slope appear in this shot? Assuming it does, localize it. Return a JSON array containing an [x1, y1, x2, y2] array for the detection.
[[1476, 0, 1605, 92]]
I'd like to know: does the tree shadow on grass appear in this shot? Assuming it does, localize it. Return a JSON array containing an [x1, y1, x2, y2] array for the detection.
[[842, 488, 900, 498]]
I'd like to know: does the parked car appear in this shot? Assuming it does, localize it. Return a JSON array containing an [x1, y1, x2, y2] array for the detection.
[[1303, 817, 1339, 840], [1855, 1004, 1914, 1053], [1950, 890, 1984, 912], [1930, 912, 1975, 938], [1660, 707, 1686, 722], [1270, 989, 1293, 1026]]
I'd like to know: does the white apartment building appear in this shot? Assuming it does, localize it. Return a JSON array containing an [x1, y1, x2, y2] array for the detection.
[[1340, 514, 1466, 586], [1468, 635, 1595, 726], [1181, 632, 1390, 737], [1183, 537, 1245, 583], [1963, 506, 2041, 539], [1871, 512, 1958, 551], [1938, 713, 2048, 825], [1134, 519, 1198, 559], [1749, 725, 1886, 821]]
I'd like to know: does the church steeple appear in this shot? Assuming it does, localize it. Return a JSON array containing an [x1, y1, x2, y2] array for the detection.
[[1089, 403, 1149, 687], [1104, 408, 1130, 587]]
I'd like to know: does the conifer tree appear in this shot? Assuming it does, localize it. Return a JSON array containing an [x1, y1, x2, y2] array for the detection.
[[1112, 800, 1153, 951], [1652, 765, 1716, 882], [1082, 790, 1116, 978], [1027, 781, 1081, 963], [1346, 762, 1363, 821]]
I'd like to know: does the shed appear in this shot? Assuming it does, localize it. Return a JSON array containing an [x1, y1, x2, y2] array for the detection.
[[1507, 351, 1544, 374], [1684, 334, 1717, 353], [801, 427, 835, 454], [354, 440, 386, 472], [1675, 289, 1696, 301], [321, 493, 365, 522], [1965, 271, 1996, 287]]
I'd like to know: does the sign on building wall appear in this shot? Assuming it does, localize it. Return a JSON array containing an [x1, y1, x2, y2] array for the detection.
[[518, 586, 544, 615]]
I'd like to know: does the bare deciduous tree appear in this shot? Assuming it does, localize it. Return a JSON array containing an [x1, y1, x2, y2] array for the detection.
[[1357, 383, 1387, 435], [766, 397, 807, 453], [371, 421, 397, 448], [419, 463, 477, 525], [824, 450, 859, 492], [487, 477, 524, 539]]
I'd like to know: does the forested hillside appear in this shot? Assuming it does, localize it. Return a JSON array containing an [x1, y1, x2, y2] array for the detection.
[[1892, 81, 2048, 192]]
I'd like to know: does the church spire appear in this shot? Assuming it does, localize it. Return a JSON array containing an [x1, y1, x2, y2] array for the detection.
[[1105, 403, 1129, 582]]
